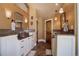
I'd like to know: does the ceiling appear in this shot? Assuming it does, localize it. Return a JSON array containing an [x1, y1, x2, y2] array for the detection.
[[16, 3, 28, 13], [28, 3, 61, 19]]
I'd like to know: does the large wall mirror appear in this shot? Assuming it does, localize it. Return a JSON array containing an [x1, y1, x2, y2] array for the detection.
[[60, 12, 66, 30], [14, 12, 24, 30]]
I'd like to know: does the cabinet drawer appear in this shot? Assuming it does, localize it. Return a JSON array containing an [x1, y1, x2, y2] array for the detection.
[[18, 47, 25, 56], [20, 46, 24, 49], [19, 40, 25, 46], [28, 36, 33, 40], [19, 40, 24, 43]]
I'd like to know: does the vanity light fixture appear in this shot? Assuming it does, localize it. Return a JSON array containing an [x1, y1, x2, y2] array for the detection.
[[59, 7, 64, 14], [54, 10, 58, 21], [5, 8, 12, 19], [54, 17, 57, 21], [59, 4, 64, 14], [25, 18, 28, 23]]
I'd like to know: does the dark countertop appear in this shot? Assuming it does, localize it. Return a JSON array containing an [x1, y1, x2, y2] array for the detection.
[[0, 29, 33, 40], [52, 30, 74, 38], [53, 30, 74, 35], [0, 29, 19, 37]]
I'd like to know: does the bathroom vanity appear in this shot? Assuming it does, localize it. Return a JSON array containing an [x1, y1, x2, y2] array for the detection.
[[0, 29, 36, 56], [51, 30, 75, 56]]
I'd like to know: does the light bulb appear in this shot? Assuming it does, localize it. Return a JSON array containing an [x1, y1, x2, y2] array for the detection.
[[5, 8, 12, 19], [59, 8, 64, 13], [25, 18, 28, 23], [55, 17, 57, 21]]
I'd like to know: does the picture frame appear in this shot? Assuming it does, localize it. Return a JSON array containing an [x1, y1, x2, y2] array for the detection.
[[31, 16, 33, 19]]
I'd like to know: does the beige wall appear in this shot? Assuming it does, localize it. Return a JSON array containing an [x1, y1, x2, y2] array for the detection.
[[29, 6, 37, 41], [0, 3, 29, 29], [38, 17, 44, 39], [64, 4, 75, 30], [53, 14, 61, 30], [29, 6, 44, 40], [29, 6, 37, 29]]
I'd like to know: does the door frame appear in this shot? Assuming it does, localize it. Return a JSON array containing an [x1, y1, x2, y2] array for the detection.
[[45, 19, 53, 42], [36, 20, 38, 44]]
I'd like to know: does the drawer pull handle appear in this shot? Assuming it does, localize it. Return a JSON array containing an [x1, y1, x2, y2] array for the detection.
[[21, 46, 24, 48], [21, 40, 24, 42]]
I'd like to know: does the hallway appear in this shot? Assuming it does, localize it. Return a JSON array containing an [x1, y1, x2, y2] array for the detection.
[[0, 3, 76, 56], [27, 42, 52, 56], [35, 42, 46, 56]]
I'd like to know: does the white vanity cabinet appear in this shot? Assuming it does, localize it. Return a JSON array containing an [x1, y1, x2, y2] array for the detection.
[[17, 39, 26, 56], [0, 35, 18, 56], [51, 37, 57, 56], [0, 34, 36, 56], [51, 34, 75, 56], [28, 36, 33, 50], [57, 35, 75, 56]]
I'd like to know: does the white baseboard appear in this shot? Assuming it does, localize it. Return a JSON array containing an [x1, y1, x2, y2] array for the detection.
[[38, 39, 46, 43]]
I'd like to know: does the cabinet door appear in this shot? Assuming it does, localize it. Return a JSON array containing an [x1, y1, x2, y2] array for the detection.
[[19, 45, 25, 56], [57, 35, 75, 56], [7, 35, 17, 56], [27, 37, 32, 52], [51, 38, 57, 56], [26, 38, 29, 54], [23, 38, 28, 55], [0, 37, 7, 56], [30, 36, 35, 49], [18, 39, 27, 56], [32, 33, 36, 47], [0, 35, 17, 56]]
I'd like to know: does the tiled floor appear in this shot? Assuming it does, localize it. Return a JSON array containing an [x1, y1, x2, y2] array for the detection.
[[35, 42, 46, 56], [27, 42, 52, 56], [27, 50, 36, 56]]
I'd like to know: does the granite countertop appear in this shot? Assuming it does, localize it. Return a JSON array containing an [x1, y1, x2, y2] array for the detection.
[[53, 30, 74, 35], [56, 31, 74, 35], [52, 30, 74, 38], [0, 29, 20, 37], [0, 29, 25, 37], [0, 29, 34, 39]]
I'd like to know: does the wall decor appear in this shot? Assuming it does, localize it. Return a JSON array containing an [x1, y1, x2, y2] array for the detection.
[[14, 12, 23, 29], [31, 16, 33, 20]]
